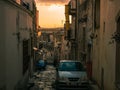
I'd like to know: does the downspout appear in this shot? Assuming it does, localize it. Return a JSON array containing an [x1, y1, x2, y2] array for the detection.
[[65, 5, 70, 33], [65, 5, 70, 59], [75, 0, 78, 60]]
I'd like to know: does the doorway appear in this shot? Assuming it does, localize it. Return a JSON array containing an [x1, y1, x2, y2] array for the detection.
[[116, 16, 120, 88]]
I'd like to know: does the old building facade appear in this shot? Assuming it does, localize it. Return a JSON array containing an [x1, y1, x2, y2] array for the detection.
[[0, 0, 37, 90], [92, 0, 120, 90], [38, 28, 68, 63], [65, 0, 120, 90]]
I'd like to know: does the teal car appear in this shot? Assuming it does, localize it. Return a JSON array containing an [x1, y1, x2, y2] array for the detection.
[[36, 60, 46, 70], [56, 60, 90, 90]]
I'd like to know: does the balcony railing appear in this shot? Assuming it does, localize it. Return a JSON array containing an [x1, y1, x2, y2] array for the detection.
[[69, 8, 76, 16]]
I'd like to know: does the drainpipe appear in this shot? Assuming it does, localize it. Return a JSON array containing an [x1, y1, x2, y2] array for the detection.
[[65, 5, 70, 32], [65, 5, 70, 58], [75, 0, 78, 60], [87, 0, 95, 80]]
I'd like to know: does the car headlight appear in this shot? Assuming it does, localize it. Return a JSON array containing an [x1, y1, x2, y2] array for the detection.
[[78, 76, 88, 82]]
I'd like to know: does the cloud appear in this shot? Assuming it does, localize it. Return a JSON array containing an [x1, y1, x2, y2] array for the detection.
[[35, 0, 70, 5]]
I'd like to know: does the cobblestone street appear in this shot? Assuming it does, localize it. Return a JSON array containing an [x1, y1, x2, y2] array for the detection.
[[27, 64, 100, 90], [28, 65, 56, 90]]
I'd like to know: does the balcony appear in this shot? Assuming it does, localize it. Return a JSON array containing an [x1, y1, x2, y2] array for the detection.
[[69, 8, 76, 16], [68, 0, 76, 16]]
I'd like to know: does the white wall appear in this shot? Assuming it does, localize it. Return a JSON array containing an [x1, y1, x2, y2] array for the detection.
[[0, 1, 33, 90], [22, 0, 34, 11], [0, 1, 6, 89], [93, 0, 120, 90]]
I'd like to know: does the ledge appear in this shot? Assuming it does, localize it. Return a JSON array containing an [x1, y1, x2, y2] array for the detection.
[[1, 0, 34, 17]]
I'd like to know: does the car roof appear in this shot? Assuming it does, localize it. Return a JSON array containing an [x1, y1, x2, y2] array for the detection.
[[59, 60, 81, 63]]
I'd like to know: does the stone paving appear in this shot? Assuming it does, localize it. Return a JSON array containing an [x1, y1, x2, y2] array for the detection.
[[28, 65, 56, 90], [27, 65, 100, 90]]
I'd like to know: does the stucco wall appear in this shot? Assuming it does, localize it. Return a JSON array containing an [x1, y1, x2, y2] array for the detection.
[[0, 1, 6, 89], [92, 0, 120, 90], [0, 1, 33, 90], [4, 4, 20, 90]]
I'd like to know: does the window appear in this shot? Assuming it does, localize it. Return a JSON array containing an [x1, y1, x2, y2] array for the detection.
[[23, 40, 30, 75], [94, 0, 100, 28], [58, 62, 85, 71]]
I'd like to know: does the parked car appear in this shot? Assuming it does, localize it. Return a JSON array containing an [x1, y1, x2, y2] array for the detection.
[[36, 60, 47, 70], [56, 60, 90, 90]]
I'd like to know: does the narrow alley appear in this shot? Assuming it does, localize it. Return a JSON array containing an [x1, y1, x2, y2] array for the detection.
[[1, 0, 120, 90], [28, 65, 56, 90], [27, 64, 99, 90]]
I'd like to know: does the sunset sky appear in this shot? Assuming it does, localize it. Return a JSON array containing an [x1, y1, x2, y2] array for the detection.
[[35, 0, 70, 28]]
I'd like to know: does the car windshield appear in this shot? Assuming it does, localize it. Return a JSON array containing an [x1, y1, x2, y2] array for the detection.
[[58, 61, 85, 71]]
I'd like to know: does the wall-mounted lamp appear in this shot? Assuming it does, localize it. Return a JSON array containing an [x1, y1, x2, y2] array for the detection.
[[111, 32, 120, 43], [90, 32, 97, 39]]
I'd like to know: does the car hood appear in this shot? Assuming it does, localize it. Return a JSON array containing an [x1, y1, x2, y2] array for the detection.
[[58, 71, 87, 78]]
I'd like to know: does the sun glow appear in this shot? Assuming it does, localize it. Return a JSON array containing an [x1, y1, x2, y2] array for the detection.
[[48, 5, 63, 11], [36, 4, 65, 28]]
